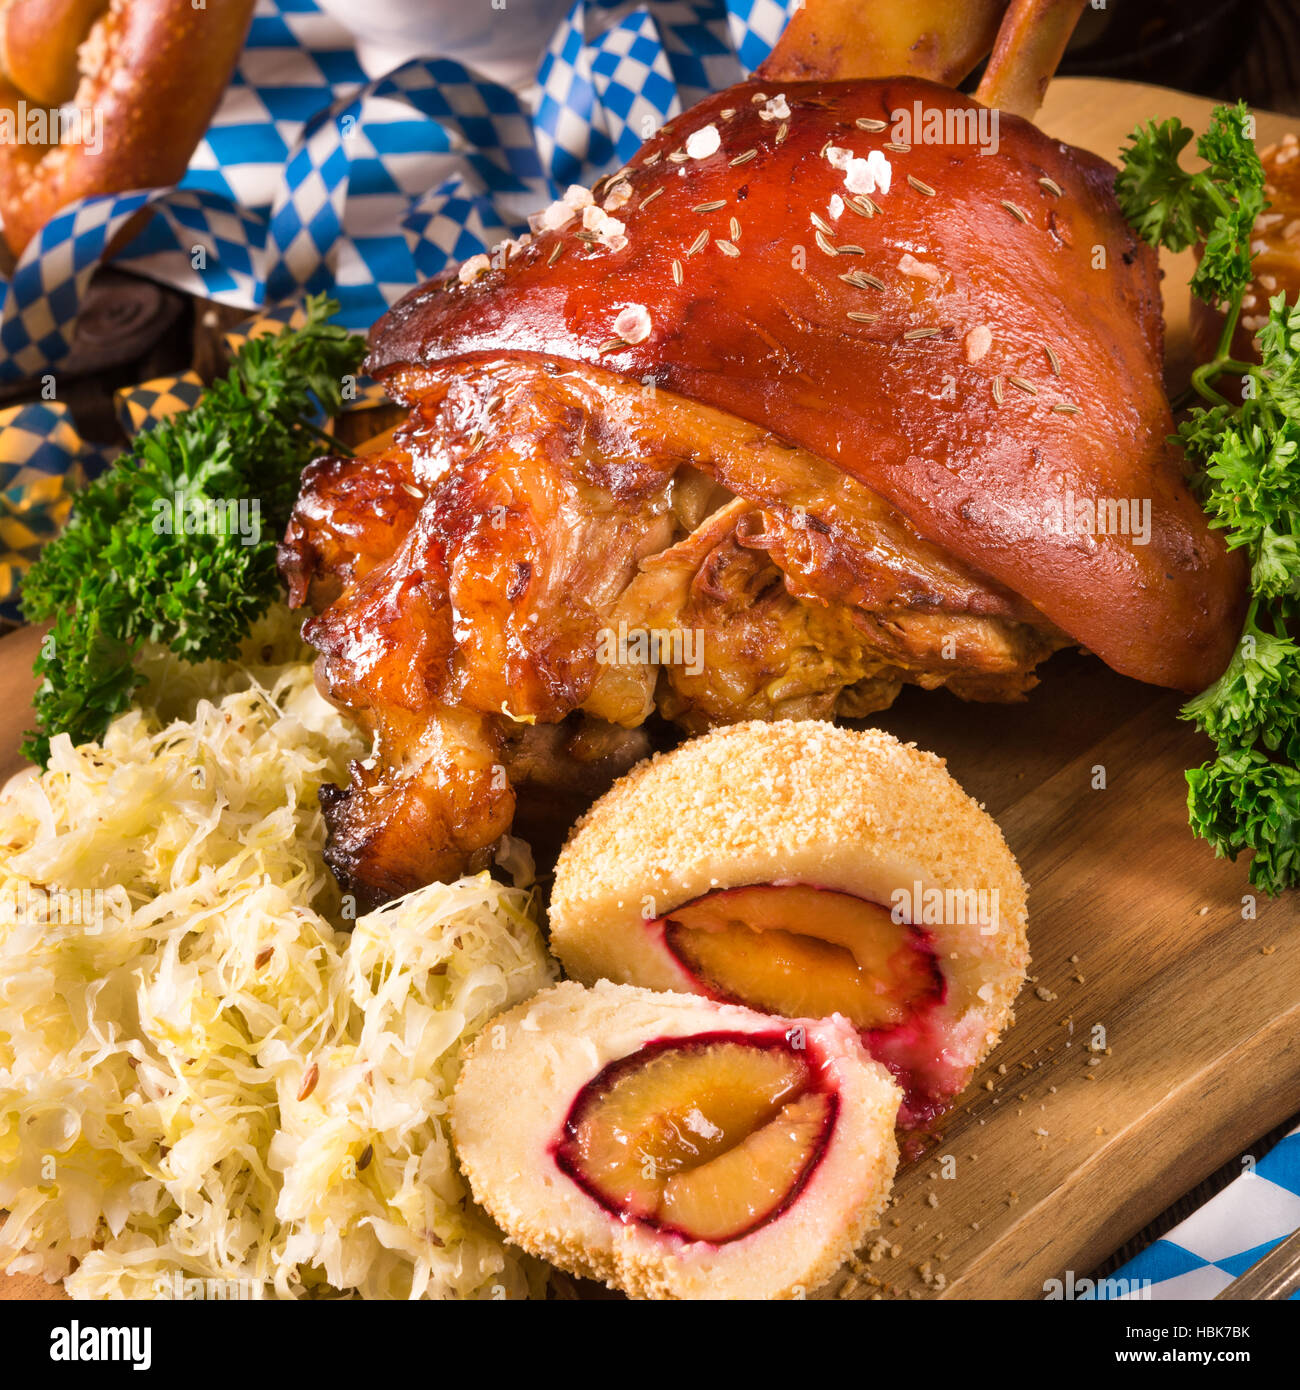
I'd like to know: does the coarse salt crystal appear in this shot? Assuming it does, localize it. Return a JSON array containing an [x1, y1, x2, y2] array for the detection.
[[686, 124, 721, 159], [603, 181, 632, 211], [564, 183, 594, 208], [613, 303, 652, 344], [898, 252, 941, 282], [582, 205, 627, 244], [458, 253, 490, 283], [536, 200, 576, 232], [840, 150, 891, 196], [829, 193, 844, 220], [964, 324, 992, 362], [845, 156, 873, 194], [490, 233, 531, 266], [828, 146, 889, 194], [759, 93, 790, 122], [843, 159, 874, 193]]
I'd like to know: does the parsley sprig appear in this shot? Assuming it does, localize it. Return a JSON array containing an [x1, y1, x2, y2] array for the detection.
[[1117, 105, 1300, 893], [21, 295, 366, 765], [1117, 100, 1267, 406]]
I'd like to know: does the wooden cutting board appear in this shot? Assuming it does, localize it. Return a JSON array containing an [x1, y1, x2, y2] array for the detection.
[[3, 78, 1297, 1302]]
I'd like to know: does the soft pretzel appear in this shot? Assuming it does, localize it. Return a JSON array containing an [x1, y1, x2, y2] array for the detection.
[[0, 0, 254, 256], [0, 0, 106, 105]]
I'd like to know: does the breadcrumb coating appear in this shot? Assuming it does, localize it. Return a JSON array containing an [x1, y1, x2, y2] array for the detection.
[[549, 720, 1029, 1103]]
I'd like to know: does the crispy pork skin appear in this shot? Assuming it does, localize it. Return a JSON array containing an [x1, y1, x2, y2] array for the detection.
[[284, 77, 1246, 903], [284, 358, 1066, 902], [371, 77, 1246, 692]]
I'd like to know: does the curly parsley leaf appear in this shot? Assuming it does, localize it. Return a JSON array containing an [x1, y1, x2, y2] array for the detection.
[[1187, 749, 1300, 894], [1176, 294, 1300, 892], [1116, 100, 1265, 308], [20, 295, 366, 765], [1256, 293, 1300, 424], [1115, 117, 1208, 251], [1184, 619, 1300, 765], [1118, 106, 1300, 893], [1190, 101, 1268, 306], [1198, 419, 1300, 597]]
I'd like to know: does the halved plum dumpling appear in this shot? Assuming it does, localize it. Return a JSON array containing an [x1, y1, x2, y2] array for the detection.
[[661, 883, 945, 1032], [549, 721, 1029, 1127], [556, 1031, 835, 1242], [451, 981, 901, 1300]]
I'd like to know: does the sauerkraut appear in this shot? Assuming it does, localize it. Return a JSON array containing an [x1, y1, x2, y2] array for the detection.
[[0, 609, 556, 1299]]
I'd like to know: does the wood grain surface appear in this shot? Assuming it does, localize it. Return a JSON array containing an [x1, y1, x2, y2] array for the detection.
[[2, 78, 1297, 1302]]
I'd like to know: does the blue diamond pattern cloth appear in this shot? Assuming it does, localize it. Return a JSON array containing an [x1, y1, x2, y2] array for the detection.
[[0, 0, 798, 384], [1093, 1125, 1300, 1299]]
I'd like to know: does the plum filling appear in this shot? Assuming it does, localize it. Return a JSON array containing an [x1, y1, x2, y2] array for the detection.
[[553, 1031, 836, 1244], [657, 883, 948, 1126]]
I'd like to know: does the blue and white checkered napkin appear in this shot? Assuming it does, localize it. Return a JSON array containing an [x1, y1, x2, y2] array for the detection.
[[0, 0, 797, 386], [1096, 1125, 1300, 1299]]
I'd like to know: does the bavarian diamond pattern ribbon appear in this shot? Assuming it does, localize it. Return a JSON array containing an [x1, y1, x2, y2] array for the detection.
[[112, 371, 206, 439], [0, 402, 110, 623]]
